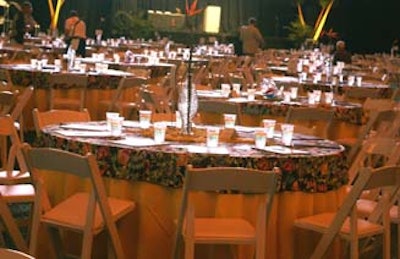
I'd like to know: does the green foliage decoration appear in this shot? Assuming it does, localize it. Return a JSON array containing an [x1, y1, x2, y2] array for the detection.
[[286, 20, 313, 47], [111, 10, 154, 39]]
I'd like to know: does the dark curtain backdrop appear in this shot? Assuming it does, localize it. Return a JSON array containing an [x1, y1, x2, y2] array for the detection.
[[26, 0, 400, 53]]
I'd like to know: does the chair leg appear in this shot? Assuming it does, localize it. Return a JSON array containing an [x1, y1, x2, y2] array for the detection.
[[184, 239, 194, 259], [81, 230, 94, 259], [47, 226, 65, 259], [0, 198, 28, 252]]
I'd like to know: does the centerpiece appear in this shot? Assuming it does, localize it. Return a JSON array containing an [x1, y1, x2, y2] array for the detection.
[[177, 0, 203, 135]]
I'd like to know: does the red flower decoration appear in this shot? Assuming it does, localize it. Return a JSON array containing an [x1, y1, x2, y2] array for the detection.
[[186, 0, 202, 16]]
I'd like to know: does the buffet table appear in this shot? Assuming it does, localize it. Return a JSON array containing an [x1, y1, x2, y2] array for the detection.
[[35, 121, 348, 259]]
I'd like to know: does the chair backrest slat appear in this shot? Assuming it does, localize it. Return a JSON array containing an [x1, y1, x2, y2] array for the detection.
[[0, 90, 18, 116], [27, 148, 92, 179], [48, 73, 88, 88], [32, 108, 91, 137], [364, 166, 400, 190], [185, 167, 277, 193], [11, 87, 33, 121], [109, 76, 147, 111]]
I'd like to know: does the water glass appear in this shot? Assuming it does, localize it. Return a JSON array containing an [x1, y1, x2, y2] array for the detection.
[[290, 87, 298, 99], [324, 92, 334, 105], [283, 91, 291, 103], [206, 127, 220, 148], [301, 72, 307, 82], [308, 92, 316, 105], [221, 84, 231, 96], [30, 59, 37, 69], [313, 90, 322, 103], [41, 59, 48, 67], [109, 116, 124, 136], [106, 112, 119, 131], [153, 122, 167, 144], [247, 88, 256, 101], [262, 119, 276, 138], [281, 124, 294, 146], [254, 128, 267, 149], [113, 53, 120, 63], [223, 114, 236, 128], [356, 76, 363, 87], [139, 110, 152, 129], [347, 75, 355, 86]]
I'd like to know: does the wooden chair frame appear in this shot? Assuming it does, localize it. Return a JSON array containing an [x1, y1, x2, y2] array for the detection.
[[24, 146, 135, 259], [48, 73, 88, 111], [295, 166, 400, 259], [173, 165, 277, 259], [32, 108, 91, 137], [285, 107, 334, 139]]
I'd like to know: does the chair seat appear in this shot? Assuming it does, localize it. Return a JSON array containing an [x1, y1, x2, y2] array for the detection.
[[42, 192, 135, 234], [294, 212, 384, 239], [356, 199, 378, 219], [0, 184, 35, 203], [185, 218, 256, 244], [0, 170, 31, 185]]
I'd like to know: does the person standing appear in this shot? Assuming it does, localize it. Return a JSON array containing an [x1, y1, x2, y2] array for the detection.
[[239, 17, 264, 56], [332, 40, 352, 65], [64, 10, 86, 57], [12, 1, 38, 44]]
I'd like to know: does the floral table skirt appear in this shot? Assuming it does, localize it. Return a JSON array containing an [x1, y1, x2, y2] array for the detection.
[[38, 124, 349, 193]]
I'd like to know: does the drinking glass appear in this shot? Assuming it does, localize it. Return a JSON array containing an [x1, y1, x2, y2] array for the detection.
[[139, 110, 152, 129], [224, 114, 236, 128], [262, 119, 276, 138], [206, 127, 220, 148], [281, 124, 294, 146]]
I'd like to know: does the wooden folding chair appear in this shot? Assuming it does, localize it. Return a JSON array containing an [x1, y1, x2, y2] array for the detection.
[[10, 87, 34, 142], [173, 165, 277, 259], [285, 107, 334, 139], [339, 110, 400, 163], [1, 91, 18, 169], [0, 115, 31, 184], [48, 73, 88, 111], [103, 76, 147, 119], [141, 88, 173, 114], [32, 108, 91, 137], [294, 166, 400, 259], [0, 117, 35, 253], [24, 146, 135, 259], [362, 98, 395, 112]]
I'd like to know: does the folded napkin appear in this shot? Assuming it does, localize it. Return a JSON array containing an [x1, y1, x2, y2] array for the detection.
[[60, 123, 108, 131], [54, 129, 113, 138], [255, 145, 310, 155], [111, 137, 167, 147]]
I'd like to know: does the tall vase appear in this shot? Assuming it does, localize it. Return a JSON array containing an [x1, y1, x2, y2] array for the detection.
[[178, 80, 198, 135]]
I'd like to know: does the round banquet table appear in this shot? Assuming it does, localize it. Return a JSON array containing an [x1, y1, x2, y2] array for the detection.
[[35, 121, 349, 259], [0, 63, 135, 130], [197, 90, 364, 140]]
